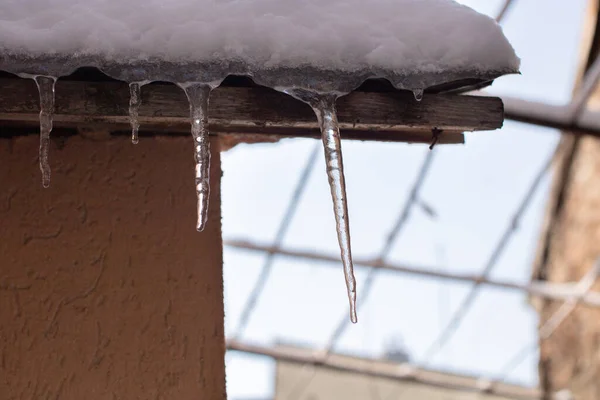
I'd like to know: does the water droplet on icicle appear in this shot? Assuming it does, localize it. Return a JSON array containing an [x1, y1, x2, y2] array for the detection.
[[128, 82, 143, 144], [413, 89, 424, 102], [34, 76, 57, 188], [179, 83, 212, 232], [310, 94, 358, 324]]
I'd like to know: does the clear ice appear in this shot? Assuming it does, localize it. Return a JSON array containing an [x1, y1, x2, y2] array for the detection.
[[180, 83, 212, 232], [128, 82, 143, 144], [34, 76, 57, 188], [309, 93, 357, 324], [413, 89, 424, 102]]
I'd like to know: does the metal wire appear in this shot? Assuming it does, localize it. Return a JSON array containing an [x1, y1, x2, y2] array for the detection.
[[224, 2, 600, 397], [226, 340, 541, 400], [281, 149, 438, 400], [495, 0, 517, 23], [224, 239, 600, 308], [325, 149, 437, 351], [232, 142, 320, 339], [226, 258, 597, 400], [568, 54, 600, 122], [418, 144, 557, 365], [492, 258, 600, 385]]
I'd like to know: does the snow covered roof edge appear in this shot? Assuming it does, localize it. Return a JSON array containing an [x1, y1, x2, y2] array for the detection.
[[0, 0, 519, 93]]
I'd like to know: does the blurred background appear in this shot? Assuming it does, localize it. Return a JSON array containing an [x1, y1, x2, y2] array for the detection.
[[221, 1, 599, 399]]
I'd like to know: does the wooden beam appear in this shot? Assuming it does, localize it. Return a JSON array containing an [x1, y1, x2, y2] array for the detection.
[[0, 78, 505, 144], [501, 95, 600, 138]]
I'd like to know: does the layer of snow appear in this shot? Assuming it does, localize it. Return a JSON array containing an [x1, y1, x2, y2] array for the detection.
[[0, 0, 519, 86]]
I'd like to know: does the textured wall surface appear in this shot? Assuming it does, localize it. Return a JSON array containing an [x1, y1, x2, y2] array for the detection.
[[537, 135, 600, 400], [0, 135, 225, 399], [531, 2, 600, 398]]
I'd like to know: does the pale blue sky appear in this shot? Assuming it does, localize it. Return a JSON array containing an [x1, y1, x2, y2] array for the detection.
[[221, 1, 588, 398]]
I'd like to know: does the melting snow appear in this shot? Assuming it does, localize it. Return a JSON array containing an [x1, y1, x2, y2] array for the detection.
[[0, 0, 519, 323], [0, 0, 519, 89]]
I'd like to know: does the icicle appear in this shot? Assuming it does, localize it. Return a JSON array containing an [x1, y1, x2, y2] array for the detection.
[[309, 93, 358, 324], [128, 82, 143, 144], [179, 83, 212, 232], [34, 76, 57, 188], [413, 89, 424, 102]]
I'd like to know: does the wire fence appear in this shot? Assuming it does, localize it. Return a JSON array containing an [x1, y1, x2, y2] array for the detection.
[[223, 1, 600, 399], [232, 142, 320, 339], [417, 144, 557, 365], [225, 133, 594, 399]]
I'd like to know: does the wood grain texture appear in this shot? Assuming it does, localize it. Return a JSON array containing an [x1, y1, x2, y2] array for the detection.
[[0, 78, 505, 144]]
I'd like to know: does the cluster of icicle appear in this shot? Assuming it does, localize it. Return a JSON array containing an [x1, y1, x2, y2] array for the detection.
[[17, 65, 429, 324]]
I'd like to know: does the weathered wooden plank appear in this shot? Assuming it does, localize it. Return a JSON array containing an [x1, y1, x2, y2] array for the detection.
[[0, 77, 504, 144]]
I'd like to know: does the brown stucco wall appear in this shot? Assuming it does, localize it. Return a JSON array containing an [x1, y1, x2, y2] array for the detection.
[[0, 135, 225, 399]]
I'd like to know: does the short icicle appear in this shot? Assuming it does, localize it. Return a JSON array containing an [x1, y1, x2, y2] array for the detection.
[[311, 93, 358, 324], [128, 82, 143, 144], [413, 88, 424, 102], [34, 76, 57, 188], [179, 83, 212, 232]]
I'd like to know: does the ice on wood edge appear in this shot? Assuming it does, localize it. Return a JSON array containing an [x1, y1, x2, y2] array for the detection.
[[0, 0, 519, 324]]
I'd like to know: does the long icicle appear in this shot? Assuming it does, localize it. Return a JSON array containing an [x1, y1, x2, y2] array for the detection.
[[311, 94, 357, 323], [180, 83, 212, 232], [129, 82, 142, 144], [34, 76, 57, 188]]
